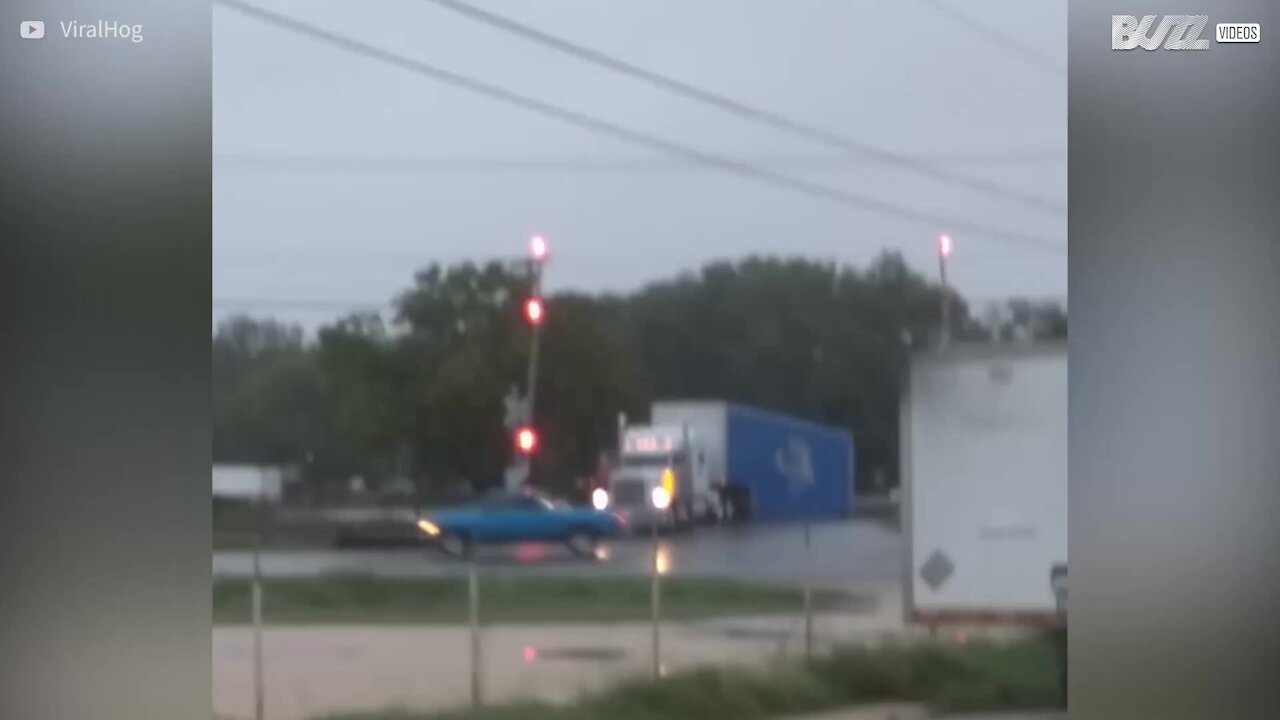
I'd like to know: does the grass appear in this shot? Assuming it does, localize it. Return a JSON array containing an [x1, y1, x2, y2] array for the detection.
[[309, 634, 1063, 720], [212, 575, 857, 625]]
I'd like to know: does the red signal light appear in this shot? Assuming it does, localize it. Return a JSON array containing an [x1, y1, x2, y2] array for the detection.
[[515, 426, 538, 455], [524, 297, 545, 325]]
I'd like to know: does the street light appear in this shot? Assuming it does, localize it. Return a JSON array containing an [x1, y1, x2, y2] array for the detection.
[[937, 234, 953, 347], [529, 234, 549, 262]]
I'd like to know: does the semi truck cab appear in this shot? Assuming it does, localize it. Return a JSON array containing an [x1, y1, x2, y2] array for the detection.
[[604, 424, 715, 528], [597, 400, 853, 532]]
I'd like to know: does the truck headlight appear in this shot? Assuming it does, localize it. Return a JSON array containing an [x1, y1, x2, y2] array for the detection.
[[651, 486, 671, 510]]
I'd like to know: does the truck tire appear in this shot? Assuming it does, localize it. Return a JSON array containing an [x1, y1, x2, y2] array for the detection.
[[702, 497, 724, 525], [673, 501, 695, 532], [724, 487, 752, 524]]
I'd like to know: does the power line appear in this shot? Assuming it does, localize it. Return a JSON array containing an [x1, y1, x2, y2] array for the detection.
[[214, 151, 1068, 175], [213, 0, 1065, 255], [420, 0, 1065, 217], [919, 0, 1067, 77], [213, 298, 392, 311]]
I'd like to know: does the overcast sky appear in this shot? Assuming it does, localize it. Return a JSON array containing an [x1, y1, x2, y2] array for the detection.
[[213, 0, 1066, 331]]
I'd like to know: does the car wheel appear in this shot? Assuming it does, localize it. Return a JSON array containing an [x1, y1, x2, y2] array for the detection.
[[565, 530, 599, 558], [438, 532, 473, 559]]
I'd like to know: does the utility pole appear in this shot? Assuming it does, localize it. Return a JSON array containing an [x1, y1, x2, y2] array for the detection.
[[937, 234, 953, 348], [469, 558, 483, 706], [802, 521, 813, 659]]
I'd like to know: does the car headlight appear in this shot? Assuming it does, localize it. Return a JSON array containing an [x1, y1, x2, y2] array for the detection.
[[591, 488, 610, 510], [417, 519, 441, 536]]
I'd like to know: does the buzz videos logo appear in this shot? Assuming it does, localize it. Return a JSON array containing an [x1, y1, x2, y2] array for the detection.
[[1113, 15, 1261, 50], [1113, 15, 1210, 50]]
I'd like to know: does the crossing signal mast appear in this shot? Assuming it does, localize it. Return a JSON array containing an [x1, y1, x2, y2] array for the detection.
[[505, 234, 550, 490]]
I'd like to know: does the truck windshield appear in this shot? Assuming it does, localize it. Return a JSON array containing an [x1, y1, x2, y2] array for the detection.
[[621, 453, 684, 468]]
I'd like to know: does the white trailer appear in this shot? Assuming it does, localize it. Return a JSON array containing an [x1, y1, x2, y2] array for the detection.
[[901, 343, 1067, 625], [212, 464, 284, 503]]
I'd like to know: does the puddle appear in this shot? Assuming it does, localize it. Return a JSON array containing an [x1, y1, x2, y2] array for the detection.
[[716, 627, 794, 641], [532, 646, 626, 662]]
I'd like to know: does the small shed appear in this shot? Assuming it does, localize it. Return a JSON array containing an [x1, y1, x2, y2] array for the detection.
[[213, 464, 285, 504]]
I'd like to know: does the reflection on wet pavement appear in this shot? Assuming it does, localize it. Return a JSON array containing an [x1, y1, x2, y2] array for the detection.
[[213, 519, 902, 590]]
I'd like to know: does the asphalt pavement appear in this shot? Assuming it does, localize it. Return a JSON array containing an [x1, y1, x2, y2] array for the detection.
[[212, 518, 903, 590]]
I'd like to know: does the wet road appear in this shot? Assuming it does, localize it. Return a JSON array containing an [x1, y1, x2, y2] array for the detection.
[[212, 519, 902, 589]]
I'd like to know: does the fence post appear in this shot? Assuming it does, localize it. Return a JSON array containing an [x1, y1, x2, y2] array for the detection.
[[469, 559, 482, 707], [251, 489, 265, 720], [802, 522, 813, 659], [650, 517, 662, 679], [1051, 564, 1068, 708]]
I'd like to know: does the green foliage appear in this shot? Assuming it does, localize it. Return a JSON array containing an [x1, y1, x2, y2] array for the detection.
[[213, 253, 1065, 498], [211, 575, 849, 625], [310, 636, 1061, 720]]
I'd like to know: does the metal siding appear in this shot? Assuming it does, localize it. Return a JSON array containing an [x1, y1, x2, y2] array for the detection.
[[725, 405, 854, 521]]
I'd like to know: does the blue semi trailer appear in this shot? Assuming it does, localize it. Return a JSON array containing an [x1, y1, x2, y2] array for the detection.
[[604, 400, 855, 528]]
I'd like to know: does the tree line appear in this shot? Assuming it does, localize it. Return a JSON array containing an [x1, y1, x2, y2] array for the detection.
[[213, 252, 1066, 504]]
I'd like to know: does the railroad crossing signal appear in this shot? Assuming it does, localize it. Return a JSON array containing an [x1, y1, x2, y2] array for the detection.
[[524, 297, 545, 326], [514, 425, 539, 456], [502, 386, 530, 430]]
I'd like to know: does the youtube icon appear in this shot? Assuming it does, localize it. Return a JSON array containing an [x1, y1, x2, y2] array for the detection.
[[20, 20, 45, 39]]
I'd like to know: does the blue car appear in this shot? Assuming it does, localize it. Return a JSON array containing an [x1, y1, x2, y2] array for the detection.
[[416, 491, 626, 558]]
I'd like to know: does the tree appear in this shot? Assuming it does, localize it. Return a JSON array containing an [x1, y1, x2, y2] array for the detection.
[[213, 316, 314, 463], [213, 315, 305, 400], [977, 298, 1068, 342], [620, 252, 974, 491], [535, 292, 651, 498], [316, 313, 408, 495], [213, 253, 1062, 503], [392, 261, 531, 496]]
